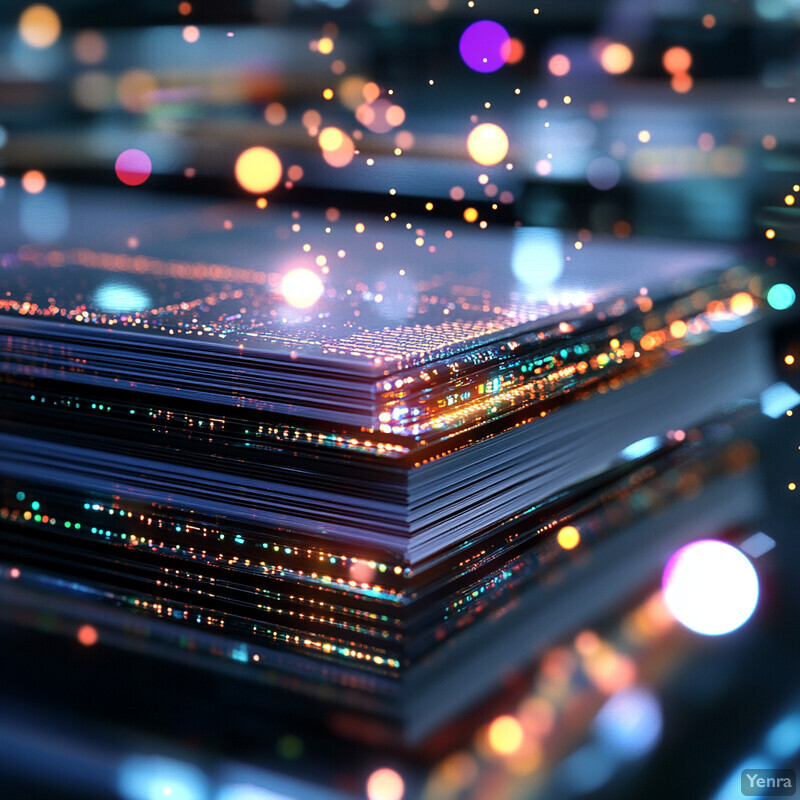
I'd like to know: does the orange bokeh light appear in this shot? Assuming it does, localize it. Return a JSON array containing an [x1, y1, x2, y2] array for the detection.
[[22, 170, 46, 194], [235, 147, 282, 193]]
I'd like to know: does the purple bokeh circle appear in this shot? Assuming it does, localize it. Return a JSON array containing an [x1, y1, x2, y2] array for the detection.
[[459, 20, 510, 73]]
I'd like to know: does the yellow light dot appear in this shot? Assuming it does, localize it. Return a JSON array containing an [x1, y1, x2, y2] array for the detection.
[[599, 42, 634, 74], [318, 36, 334, 55], [21, 170, 46, 194], [638, 130, 651, 143], [563, 95, 572, 104], [366, 768, 404, 800], [425, 202, 434, 211], [669, 320, 688, 338], [318, 127, 344, 152], [19, 4, 61, 49], [355, 222, 365, 233], [394, 148, 402, 156], [488, 716, 524, 756], [785, 195, 795, 206], [766, 228, 776, 239], [730, 292, 754, 316], [415, 237, 424, 246], [557, 525, 580, 550], [463, 207, 479, 223], [234, 147, 282, 194], [466, 123, 509, 166], [574, 241, 582, 250], [789, 482, 796, 491], [786, 355, 796, 365], [256, 197, 268, 209], [375, 241, 384, 251], [794, 185, 799, 192], [280, 268, 324, 309]]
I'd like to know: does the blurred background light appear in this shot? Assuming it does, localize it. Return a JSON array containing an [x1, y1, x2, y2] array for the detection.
[[459, 20, 510, 73], [18, 4, 61, 49], [235, 147, 283, 193], [663, 540, 759, 636], [115, 149, 153, 187], [511, 227, 564, 287], [94, 282, 152, 314], [117, 755, 209, 800], [467, 123, 509, 166], [594, 687, 663, 759]]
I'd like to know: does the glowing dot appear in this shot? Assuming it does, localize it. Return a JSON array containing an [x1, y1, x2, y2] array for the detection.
[[669, 320, 688, 338], [182, 25, 199, 43], [730, 292, 754, 316], [703, 13, 716, 28], [463, 207, 478, 223], [503, 38, 526, 64], [256, 197, 267, 209], [77, 624, 98, 646], [698, 132, 715, 151], [587, 157, 621, 190], [766, 228, 776, 239], [557, 525, 580, 550], [671, 72, 693, 93], [10, 568, 21, 579], [386, 105, 406, 127], [73, 29, 107, 65], [280, 269, 323, 309], [663, 540, 758, 636], [574, 241, 582, 250], [767, 283, 795, 310], [115, 149, 152, 187], [450, 186, 465, 201], [265, 102, 287, 126], [536, 159, 552, 176], [563, 95, 572, 104], [459, 20, 511, 73], [786, 355, 795, 365], [425, 202, 434, 210], [355, 222, 365, 233], [178, 2, 192, 14], [21, 170, 46, 194], [302, 109, 322, 133], [548, 54, 570, 76], [318, 36, 334, 54], [763, 134, 777, 150], [467, 123, 509, 166], [786, 195, 795, 206], [599, 42, 634, 74], [18, 4, 61, 49], [235, 147, 282, 194], [789, 482, 796, 490], [662, 46, 692, 74], [488, 716, 524, 755], [319, 127, 344, 152], [637, 130, 651, 143], [366, 768, 404, 800], [375, 241, 384, 250]]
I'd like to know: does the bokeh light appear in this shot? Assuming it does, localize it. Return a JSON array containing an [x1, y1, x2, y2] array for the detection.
[[77, 624, 98, 646], [767, 283, 796, 310], [319, 127, 355, 167], [663, 539, 759, 635], [115, 149, 152, 187], [117, 755, 208, 800], [587, 157, 621, 190], [488, 715, 524, 755], [21, 170, 46, 194], [94, 282, 152, 314], [663, 46, 692, 74], [366, 768, 405, 800], [467, 123, 509, 165], [512, 227, 563, 286], [730, 291, 754, 316], [557, 525, 581, 550], [72, 29, 107, 65], [18, 4, 61, 49], [459, 20, 511, 73], [280, 268, 324, 308], [594, 687, 662, 759], [600, 42, 634, 74], [235, 147, 282, 193], [548, 54, 571, 76]]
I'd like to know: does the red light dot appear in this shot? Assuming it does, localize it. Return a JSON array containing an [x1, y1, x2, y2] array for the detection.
[[115, 149, 152, 186], [78, 625, 98, 646]]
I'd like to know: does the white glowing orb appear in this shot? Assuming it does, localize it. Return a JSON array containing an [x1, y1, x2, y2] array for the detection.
[[280, 268, 324, 309], [662, 539, 758, 636]]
